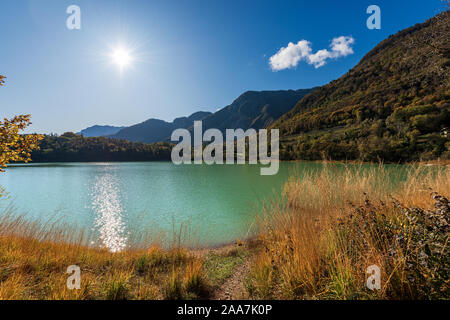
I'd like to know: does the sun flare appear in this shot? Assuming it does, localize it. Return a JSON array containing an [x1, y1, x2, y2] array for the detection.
[[111, 47, 132, 70]]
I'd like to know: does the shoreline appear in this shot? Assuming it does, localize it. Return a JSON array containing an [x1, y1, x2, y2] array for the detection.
[[14, 158, 450, 166]]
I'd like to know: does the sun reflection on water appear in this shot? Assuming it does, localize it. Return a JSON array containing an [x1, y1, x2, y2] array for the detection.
[[91, 170, 127, 252]]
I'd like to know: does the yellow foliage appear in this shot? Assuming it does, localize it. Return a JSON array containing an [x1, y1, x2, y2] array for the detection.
[[0, 115, 43, 172], [0, 76, 43, 171]]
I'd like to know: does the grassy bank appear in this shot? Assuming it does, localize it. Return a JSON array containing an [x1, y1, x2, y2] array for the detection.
[[247, 163, 449, 299], [0, 235, 198, 299], [0, 208, 255, 299], [0, 163, 448, 300]]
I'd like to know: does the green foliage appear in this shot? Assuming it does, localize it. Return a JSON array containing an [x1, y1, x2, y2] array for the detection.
[[103, 277, 129, 300], [31, 133, 173, 162], [164, 268, 184, 300], [135, 255, 151, 274], [203, 247, 249, 287], [390, 193, 449, 298]]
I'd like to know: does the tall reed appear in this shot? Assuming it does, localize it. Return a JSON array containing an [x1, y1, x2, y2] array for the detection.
[[248, 162, 449, 299]]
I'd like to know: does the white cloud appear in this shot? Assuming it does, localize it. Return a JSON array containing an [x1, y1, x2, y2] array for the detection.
[[269, 36, 354, 71], [307, 49, 332, 68], [330, 36, 355, 56], [269, 40, 312, 71]]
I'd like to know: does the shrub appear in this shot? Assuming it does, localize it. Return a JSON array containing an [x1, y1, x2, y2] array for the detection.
[[164, 268, 184, 300], [103, 274, 130, 300]]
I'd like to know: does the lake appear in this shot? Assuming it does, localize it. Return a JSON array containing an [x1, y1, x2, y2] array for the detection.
[[0, 161, 407, 251]]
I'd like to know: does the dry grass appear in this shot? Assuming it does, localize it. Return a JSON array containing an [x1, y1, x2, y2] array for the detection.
[[0, 197, 256, 300], [0, 212, 208, 300], [247, 162, 449, 299]]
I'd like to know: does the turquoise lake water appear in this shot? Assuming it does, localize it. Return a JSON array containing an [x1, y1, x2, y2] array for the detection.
[[0, 161, 409, 251]]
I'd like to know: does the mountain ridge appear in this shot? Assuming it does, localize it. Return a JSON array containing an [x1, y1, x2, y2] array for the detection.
[[187, 88, 315, 135], [272, 10, 449, 162], [77, 88, 314, 143], [108, 111, 212, 143], [77, 125, 125, 137]]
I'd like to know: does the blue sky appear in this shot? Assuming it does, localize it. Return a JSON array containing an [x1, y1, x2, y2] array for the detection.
[[0, 0, 445, 134]]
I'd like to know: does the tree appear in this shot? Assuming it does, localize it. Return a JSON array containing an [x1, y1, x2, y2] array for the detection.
[[0, 76, 43, 172]]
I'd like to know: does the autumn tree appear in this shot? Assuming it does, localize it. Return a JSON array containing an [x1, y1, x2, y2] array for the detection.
[[0, 76, 43, 172]]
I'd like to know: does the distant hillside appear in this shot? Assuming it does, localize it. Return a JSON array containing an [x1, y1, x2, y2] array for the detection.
[[78, 125, 125, 137], [272, 11, 449, 162], [198, 89, 314, 134], [107, 89, 313, 144], [110, 111, 212, 143], [32, 132, 172, 162]]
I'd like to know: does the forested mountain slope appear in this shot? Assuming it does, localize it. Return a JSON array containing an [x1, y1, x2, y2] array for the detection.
[[31, 132, 172, 162], [272, 11, 449, 162], [198, 89, 314, 134]]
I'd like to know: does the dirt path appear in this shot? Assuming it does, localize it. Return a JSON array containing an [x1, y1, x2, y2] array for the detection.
[[212, 256, 251, 300], [195, 239, 260, 300]]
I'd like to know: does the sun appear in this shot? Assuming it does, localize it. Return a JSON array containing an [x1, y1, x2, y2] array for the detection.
[[111, 47, 132, 70]]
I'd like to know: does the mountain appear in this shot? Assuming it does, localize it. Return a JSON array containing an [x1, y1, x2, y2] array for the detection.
[[110, 111, 212, 143], [107, 89, 313, 144], [198, 89, 314, 133], [272, 11, 449, 162], [78, 125, 125, 137]]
